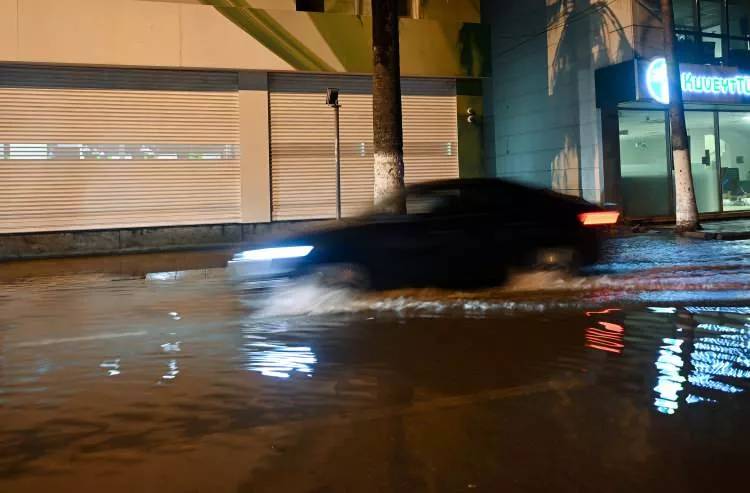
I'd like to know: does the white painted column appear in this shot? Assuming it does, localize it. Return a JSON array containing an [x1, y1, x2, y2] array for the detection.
[[239, 71, 272, 223]]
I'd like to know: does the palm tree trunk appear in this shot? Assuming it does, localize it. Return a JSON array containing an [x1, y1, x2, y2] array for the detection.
[[661, 0, 700, 232], [372, 0, 406, 212]]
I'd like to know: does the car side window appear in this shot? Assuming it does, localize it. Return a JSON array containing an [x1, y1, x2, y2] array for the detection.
[[406, 188, 462, 215], [461, 184, 519, 215]]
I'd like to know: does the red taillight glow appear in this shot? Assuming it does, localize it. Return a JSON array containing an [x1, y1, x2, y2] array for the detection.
[[578, 211, 620, 226]]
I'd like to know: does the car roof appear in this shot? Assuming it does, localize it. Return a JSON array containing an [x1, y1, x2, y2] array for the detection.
[[404, 178, 594, 207], [406, 178, 530, 193]]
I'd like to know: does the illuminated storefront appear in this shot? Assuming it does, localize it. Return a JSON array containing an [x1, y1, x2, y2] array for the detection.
[[484, 0, 750, 221], [597, 58, 750, 218]]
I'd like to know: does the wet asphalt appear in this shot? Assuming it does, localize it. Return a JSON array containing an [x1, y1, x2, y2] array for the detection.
[[2, 233, 750, 492]]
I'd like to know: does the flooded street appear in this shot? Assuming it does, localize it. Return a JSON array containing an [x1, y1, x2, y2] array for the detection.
[[2, 234, 750, 492]]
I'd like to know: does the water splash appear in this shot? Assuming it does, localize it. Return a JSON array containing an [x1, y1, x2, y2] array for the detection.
[[243, 266, 750, 319]]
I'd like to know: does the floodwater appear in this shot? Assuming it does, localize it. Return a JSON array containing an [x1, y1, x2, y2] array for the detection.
[[2, 234, 750, 492]]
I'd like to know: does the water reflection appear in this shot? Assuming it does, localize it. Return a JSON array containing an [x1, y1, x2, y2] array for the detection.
[[585, 321, 625, 354], [649, 308, 750, 415], [162, 359, 180, 381], [685, 306, 750, 315], [100, 359, 121, 377], [239, 324, 317, 379], [653, 338, 685, 415], [245, 343, 317, 379], [585, 306, 750, 415], [585, 310, 625, 354]]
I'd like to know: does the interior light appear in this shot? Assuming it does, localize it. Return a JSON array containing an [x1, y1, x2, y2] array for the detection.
[[235, 246, 314, 262]]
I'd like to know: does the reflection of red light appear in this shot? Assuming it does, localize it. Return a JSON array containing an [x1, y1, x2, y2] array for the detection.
[[585, 308, 621, 317], [599, 321, 624, 333], [586, 343, 622, 354], [585, 321, 625, 354]]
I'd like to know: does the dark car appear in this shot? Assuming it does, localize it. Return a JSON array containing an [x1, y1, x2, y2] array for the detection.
[[228, 178, 619, 289]]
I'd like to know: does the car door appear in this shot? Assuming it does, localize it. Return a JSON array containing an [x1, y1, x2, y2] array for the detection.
[[400, 184, 498, 286], [357, 186, 479, 287]]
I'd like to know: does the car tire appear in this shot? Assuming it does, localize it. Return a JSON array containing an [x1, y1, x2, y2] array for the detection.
[[534, 247, 581, 273], [309, 263, 372, 290]]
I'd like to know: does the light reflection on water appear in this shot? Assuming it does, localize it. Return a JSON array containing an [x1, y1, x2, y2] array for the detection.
[[244, 343, 317, 379], [586, 306, 750, 415], [654, 338, 686, 414], [239, 323, 318, 379]]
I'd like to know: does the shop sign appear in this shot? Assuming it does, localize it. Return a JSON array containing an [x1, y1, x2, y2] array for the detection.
[[640, 58, 750, 105]]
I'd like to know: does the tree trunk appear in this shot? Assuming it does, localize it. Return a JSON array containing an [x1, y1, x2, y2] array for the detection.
[[661, 0, 700, 232], [372, 0, 406, 212]]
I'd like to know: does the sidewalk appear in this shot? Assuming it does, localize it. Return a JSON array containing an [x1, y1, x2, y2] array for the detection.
[[680, 219, 750, 241], [624, 218, 750, 240]]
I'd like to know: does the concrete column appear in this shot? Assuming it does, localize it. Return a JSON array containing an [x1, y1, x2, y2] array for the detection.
[[239, 71, 271, 223], [457, 79, 485, 178], [601, 105, 623, 207]]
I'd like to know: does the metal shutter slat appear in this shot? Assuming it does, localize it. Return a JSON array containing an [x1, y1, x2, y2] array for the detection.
[[0, 65, 240, 233], [269, 74, 458, 221]]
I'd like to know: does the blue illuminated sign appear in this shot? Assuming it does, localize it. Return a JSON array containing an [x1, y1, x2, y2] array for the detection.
[[645, 58, 670, 104], [641, 58, 750, 105]]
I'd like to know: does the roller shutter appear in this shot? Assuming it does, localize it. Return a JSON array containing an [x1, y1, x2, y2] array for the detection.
[[0, 65, 240, 233], [269, 74, 458, 221]]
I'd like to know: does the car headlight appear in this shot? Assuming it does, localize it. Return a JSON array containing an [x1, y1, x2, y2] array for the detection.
[[233, 245, 314, 262]]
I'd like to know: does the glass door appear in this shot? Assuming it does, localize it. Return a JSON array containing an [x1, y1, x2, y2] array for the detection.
[[718, 112, 750, 211], [685, 112, 721, 213], [618, 110, 672, 217]]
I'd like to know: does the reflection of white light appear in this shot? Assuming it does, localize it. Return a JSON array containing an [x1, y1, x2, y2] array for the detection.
[[653, 338, 685, 415], [162, 359, 179, 380], [743, 115, 750, 122], [698, 323, 747, 334], [161, 341, 181, 353], [235, 246, 314, 262], [146, 271, 180, 281], [246, 343, 317, 379], [100, 359, 121, 377], [648, 307, 677, 314], [686, 394, 716, 405], [686, 306, 750, 315], [688, 374, 743, 393]]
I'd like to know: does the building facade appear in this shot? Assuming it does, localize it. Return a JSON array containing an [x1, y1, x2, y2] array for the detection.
[[484, 0, 750, 220], [0, 0, 488, 248]]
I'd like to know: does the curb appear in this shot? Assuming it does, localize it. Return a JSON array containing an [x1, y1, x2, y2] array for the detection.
[[681, 231, 750, 241]]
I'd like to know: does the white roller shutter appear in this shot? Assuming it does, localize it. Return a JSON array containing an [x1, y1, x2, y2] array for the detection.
[[269, 74, 458, 221], [0, 65, 240, 233]]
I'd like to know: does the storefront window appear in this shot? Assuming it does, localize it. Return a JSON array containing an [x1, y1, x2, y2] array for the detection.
[[619, 111, 672, 217], [728, 0, 750, 37], [686, 112, 721, 213], [700, 0, 725, 34], [672, 0, 750, 65], [618, 109, 750, 217], [718, 112, 750, 211], [675, 0, 698, 30]]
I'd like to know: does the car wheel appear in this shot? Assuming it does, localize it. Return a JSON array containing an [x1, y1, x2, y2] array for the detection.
[[309, 263, 372, 290], [534, 247, 581, 273]]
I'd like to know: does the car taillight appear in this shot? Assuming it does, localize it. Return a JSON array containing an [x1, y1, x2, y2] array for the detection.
[[578, 211, 620, 226]]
